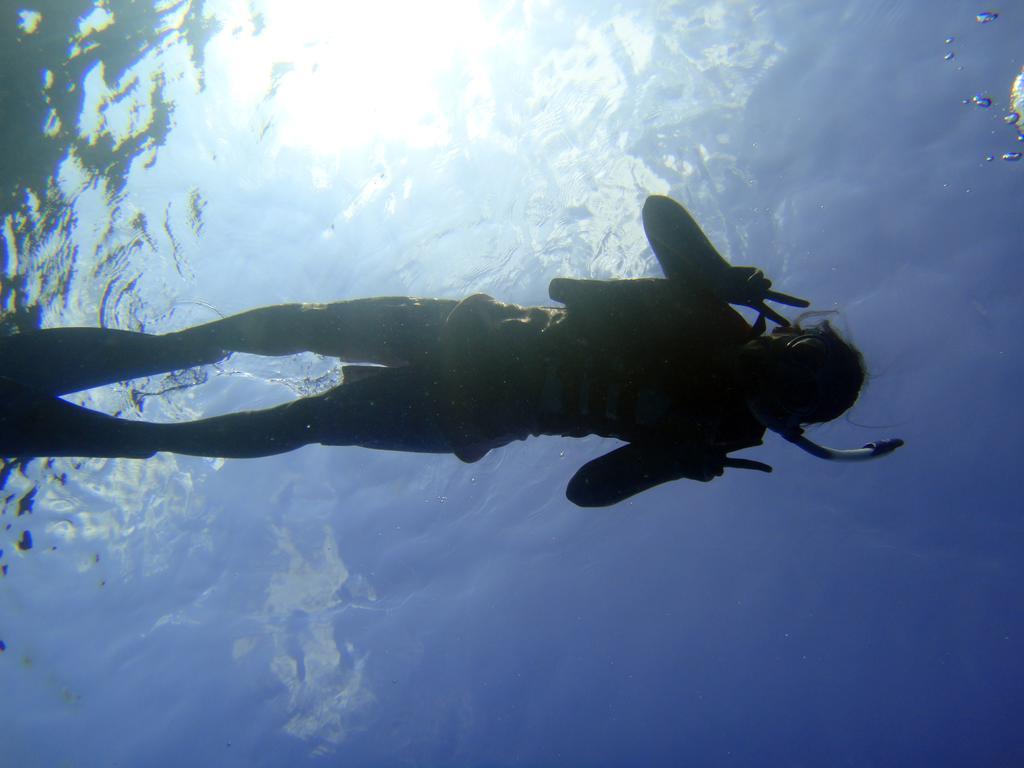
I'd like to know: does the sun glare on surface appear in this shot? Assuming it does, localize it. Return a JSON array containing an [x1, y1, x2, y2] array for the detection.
[[211, 0, 498, 155]]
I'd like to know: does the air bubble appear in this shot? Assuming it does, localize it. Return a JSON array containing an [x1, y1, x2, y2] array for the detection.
[[1003, 152, 1022, 162], [944, 52, 955, 61], [945, 37, 954, 44], [1005, 112, 1020, 125], [972, 95, 992, 107], [976, 12, 998, 23]]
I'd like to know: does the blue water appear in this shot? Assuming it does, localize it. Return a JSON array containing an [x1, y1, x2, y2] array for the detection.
[[1, 1, 1023, 766]]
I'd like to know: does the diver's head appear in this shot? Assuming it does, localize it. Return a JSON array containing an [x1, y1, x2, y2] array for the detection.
[[739, 316, 865, 435]]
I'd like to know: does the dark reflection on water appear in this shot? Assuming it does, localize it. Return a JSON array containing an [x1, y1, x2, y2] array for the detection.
[[1, 0, 215, 329], [0, 0, 216, 563]]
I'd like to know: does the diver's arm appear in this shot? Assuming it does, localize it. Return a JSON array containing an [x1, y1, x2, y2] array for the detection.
[[641, 196, 809, 326], [565, 440, 771, 508]]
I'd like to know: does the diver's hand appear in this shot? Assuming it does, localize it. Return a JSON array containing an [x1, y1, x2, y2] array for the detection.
[[680, 440, 773, 481], [716, 265, 810, 328]]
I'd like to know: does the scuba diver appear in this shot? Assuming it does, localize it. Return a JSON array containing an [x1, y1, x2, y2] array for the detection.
[[0, 196, 902, 506]]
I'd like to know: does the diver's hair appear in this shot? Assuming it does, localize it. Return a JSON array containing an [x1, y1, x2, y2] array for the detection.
[[794, 311, 866, 425]]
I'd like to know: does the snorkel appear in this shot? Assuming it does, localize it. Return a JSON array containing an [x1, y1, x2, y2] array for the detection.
[[780, 429, 904, 461]]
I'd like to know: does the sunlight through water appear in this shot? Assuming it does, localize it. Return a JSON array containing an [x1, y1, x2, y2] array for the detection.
[[210, 0, 501, 155]]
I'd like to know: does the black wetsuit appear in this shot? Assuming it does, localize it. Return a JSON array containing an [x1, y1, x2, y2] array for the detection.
[[0, 196, 784, 506], [440, 280, 764, 504]]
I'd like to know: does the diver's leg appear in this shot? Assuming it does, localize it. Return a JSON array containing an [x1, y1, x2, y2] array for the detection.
[[0, 376, 158, 458], [1, 376, 321, 460], [146, 397, 323, 458], [307, 366, 451, 453], [0, 297, 456, 397], [172, 297, 458, 366], [0, 372, 324, 460], [2, 366, 451, 460], [0, 327, 226, 396], [0, 382, 317, 460], [154, 366, 452, 457]]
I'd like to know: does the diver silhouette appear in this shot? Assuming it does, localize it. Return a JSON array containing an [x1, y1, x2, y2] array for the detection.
[[0, 196, 902, 506]]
